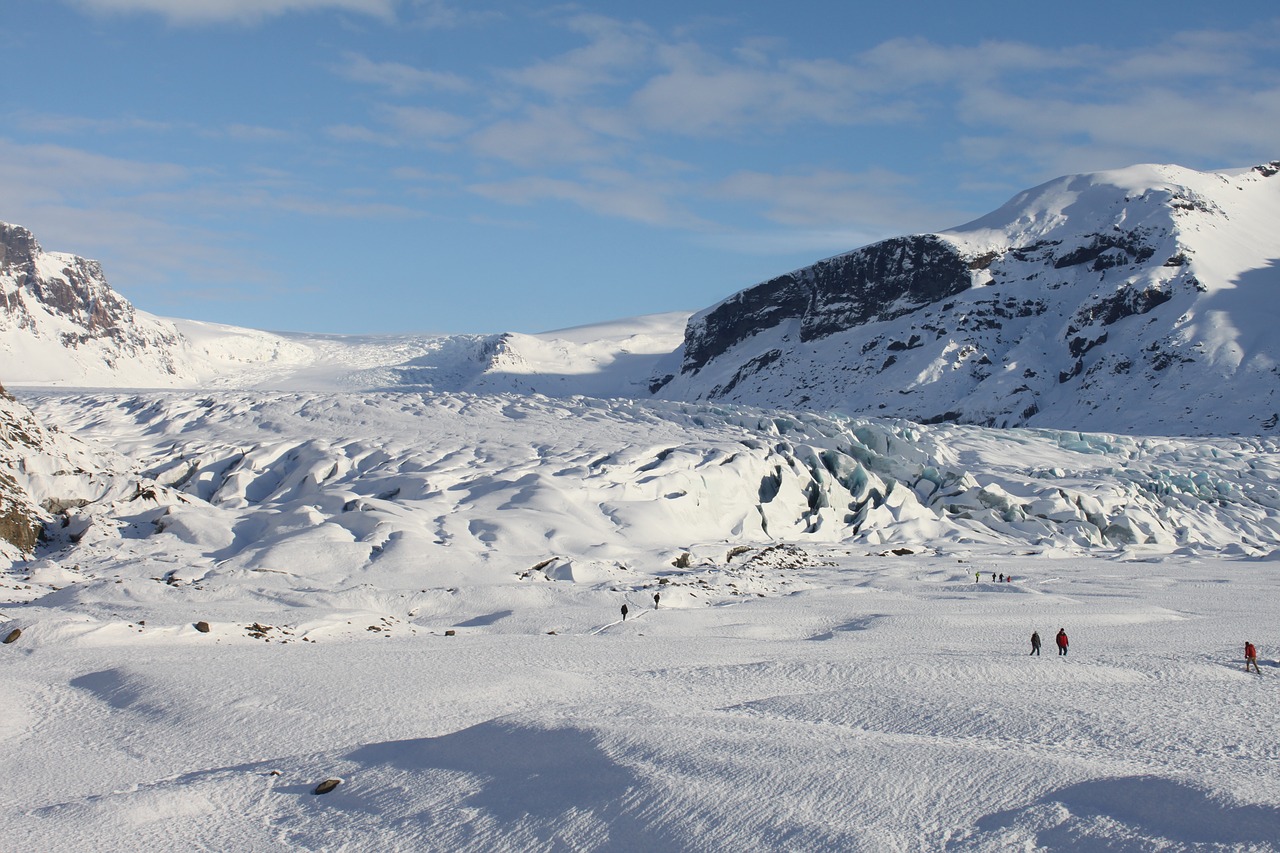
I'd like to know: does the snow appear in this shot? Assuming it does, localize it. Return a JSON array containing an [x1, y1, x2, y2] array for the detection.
[[3, 387, 1280, 850], [3, 163, 1280, 849]]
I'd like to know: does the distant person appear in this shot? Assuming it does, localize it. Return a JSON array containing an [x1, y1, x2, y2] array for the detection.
[[621, 604, 629, 621], [1056, 628, 1069, 656], [991, 573, 997, 582], [653, 592, 660, 609], [1245, 641, 1260, 674], [1005, 574, 1012, 583], [998, 573, 1005, 583], [1030, 631, 1041, 656], [975, 571, 981, 583]]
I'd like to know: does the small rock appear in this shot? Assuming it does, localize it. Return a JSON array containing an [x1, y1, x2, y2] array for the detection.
[[194, 621, 211, 633], [444, 629, 456, 636], [3, 628, 21, 644], [313, 778, 342, 795]]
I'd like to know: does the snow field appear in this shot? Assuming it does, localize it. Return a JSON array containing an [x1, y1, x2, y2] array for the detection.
[[3, 553, 1279, 851], [3, 389, 1279, 850]]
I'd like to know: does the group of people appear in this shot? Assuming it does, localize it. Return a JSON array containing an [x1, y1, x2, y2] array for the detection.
[[1029, 630, 1264, 672], [624, 587, 1263, 674], [976, 571, 1013, 583], [620, 592, 662, 621], [1029, 629, 1069, 656]]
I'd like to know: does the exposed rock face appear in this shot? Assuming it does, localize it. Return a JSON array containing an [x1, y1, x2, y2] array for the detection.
[[0, 223, 163, 348], [0, 380, 128, 560], [683, 236, 971, 373], [0, 383, 45, 553], [657, 162, 1280, 435], [0, 222, 195, 384]]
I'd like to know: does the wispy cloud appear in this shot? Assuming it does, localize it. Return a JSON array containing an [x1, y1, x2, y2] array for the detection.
[[468, 170, 705, 229], [64, 0, 399, 25], [714, 169, 966, 232], [0, 138, 247, 294], [334, 52, 472, 95]]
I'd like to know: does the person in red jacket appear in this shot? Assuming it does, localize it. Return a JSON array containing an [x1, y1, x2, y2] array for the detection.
[[1055, 628, 1069, 656], [1245, 641, 1260, 674]]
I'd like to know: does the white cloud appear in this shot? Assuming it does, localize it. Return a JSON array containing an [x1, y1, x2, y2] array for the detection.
[[0, 138, 248, 293], [334, 52, 471, 95], [379, 104, 472, 140], [13, 112, 175, 135], [503, 14, 653, 99], [468, 106, 619, 167], [65, 0, 398, 25], [468, 172, 704, 229], [713, 168, 974, 237]]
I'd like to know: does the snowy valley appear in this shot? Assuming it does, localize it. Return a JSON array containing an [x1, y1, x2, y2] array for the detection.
[[3, 161, 1280, 851]]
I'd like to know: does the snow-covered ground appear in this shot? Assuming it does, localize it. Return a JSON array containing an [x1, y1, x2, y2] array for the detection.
[[4, 389, 1280, 850]]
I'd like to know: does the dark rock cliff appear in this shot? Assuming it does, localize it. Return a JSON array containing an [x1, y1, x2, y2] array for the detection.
[[681, 235, 972, 375], [0, 382, 43, 553]]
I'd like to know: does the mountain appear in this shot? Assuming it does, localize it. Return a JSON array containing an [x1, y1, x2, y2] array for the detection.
[[5, 160, 1279, 434], [653, 161, 1280, 435], [0, 221, 321, 388], [0, 220, 686, 395]]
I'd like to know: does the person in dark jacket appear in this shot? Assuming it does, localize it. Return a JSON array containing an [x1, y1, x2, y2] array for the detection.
[[654, 592, 661, 609], [1056, 628, 1069, 656], [1245, 641, 1260, 674], [1030, 631, 1041, 656], [621, 604, 629, 620]]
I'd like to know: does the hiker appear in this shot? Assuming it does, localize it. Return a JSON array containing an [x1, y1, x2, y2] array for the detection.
[[1245, 640, 1260, 674], [975, 571, 980, 583], [991, 573, 997, 582], [653, 592, 660, 609], [1030, 631, 1041, 656], [621, 604, 629, 621], [1005, 574, 1012, 583], [998, 573, 1005, 583], [1055, 628, 1069, 656]]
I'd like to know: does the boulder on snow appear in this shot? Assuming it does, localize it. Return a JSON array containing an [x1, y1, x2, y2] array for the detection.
[[3, 627, 21, 644], [313, 778, 342, 795], [194, 621, 211, 633]]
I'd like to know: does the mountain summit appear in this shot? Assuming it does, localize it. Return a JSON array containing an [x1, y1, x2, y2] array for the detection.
[[654, 162, 1280, 435]]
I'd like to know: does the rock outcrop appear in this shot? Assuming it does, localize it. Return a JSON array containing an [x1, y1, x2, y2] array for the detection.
[[0, 383, 46, 554]]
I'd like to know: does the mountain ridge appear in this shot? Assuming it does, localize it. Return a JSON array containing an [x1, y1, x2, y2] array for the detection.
[[3, 160, 1278, 435], [654, 161, 1280, 435]]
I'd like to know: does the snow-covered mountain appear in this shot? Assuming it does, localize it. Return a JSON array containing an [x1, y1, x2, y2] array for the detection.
[[655, 161, 1280, 435], [1, 219, 686, 395], [0, 221, 322, 387], [7, 160, 1279, 435]]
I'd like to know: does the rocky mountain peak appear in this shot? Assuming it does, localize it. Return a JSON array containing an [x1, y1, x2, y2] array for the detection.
[[0, 221, 139, 338]]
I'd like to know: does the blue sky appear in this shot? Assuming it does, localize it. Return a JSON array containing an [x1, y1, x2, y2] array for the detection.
[[3, 1, 1277, 334]]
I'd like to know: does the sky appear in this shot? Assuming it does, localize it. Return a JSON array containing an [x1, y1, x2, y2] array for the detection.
[[2, 1, 1278, 335]]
